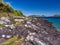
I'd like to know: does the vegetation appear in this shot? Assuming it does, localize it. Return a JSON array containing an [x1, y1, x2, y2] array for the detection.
[[0, 1, 26, 18], [0, 0, 3, 2], [2, 35, 18, 45], [14, 21, 23, 26], [11, 37, 25, 45], [0, 1, 26, 45], [0, 24, 5, 27], [49, 22, 53, 26], [2, 35, 25, 45], [14, 10, 23, 16]]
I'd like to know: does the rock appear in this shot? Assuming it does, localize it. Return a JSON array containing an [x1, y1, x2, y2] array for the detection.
[[2, 35, 5, 38], [0, 17, 11, 25], [0, 17, 10, 22], [0, 17, 60, 45], [6, 35, 12, 38]]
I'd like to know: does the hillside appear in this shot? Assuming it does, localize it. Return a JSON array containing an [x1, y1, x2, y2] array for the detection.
[[0, 1, 25, 18]]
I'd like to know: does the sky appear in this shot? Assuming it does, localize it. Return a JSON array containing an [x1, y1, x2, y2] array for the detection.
[[3, 0, 60, 16]]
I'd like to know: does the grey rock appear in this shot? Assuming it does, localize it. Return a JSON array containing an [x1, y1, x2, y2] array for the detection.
[[0, 17, 60, 45]]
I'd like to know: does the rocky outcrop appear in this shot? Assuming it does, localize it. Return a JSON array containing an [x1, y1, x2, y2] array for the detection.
[[0, 17, 60, 45]]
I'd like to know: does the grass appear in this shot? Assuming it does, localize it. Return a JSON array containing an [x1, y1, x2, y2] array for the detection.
[[2, 35, 18, 45], [0, 24, 5, 27]]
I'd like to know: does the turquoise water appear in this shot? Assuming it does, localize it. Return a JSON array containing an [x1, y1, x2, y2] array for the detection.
[[44, 17, 60, 31]]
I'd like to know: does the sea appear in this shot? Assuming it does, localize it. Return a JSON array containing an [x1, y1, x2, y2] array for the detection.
[[43, 17, 60, 31]]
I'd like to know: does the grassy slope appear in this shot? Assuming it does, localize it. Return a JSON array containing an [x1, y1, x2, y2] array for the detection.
[[0, 2, 26, 18]]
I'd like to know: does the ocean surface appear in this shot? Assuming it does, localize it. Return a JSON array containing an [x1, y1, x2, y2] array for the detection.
[[43, 17, 60, 31]]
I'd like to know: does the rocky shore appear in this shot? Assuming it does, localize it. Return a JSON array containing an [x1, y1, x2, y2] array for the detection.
[[0, 17, 60, 45], [0, 1, 60, 45]]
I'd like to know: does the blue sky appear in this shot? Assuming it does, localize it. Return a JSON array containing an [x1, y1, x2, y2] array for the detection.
[[4, 0, 60, 16]]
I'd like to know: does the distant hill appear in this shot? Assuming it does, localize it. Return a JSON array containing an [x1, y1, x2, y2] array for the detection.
[[53, 14, 60, 17], [28, 15, 46, 18], [29, 14, 60, 18]]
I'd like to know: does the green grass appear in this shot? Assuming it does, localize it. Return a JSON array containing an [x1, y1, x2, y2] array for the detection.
[[0, 2, 26, 18]]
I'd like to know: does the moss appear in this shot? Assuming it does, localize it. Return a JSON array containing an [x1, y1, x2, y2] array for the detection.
[[0, 24, 5, 27], [2, 35, 25, 45], [49, 22, 53, 26], [2, 35, 18, 45], [11, 37, 25, 45], [14, 21, 23, 26]]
